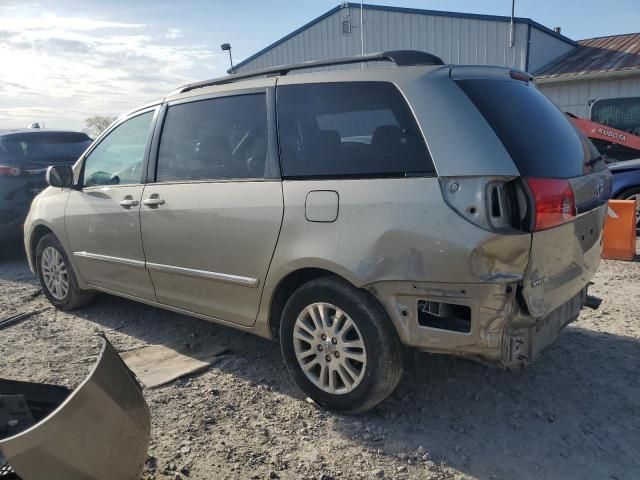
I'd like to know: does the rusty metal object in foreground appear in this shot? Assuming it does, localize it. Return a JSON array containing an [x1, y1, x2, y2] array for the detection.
[[0, 336, 150, 480]]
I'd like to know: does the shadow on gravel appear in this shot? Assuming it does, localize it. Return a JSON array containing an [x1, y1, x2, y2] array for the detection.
[[4, 250, 639, 479], [343, 327, 640, 480], [77, 289, 640, 479], [0, 241, 38, 286], [75, 293, 301, 399]]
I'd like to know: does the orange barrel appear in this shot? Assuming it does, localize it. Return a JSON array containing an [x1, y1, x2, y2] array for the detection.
[[602, 199, 637, 261]]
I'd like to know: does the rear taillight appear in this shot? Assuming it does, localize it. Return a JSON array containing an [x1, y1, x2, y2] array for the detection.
[[525, 177, 576, 231], [0, 166, 21, 176]]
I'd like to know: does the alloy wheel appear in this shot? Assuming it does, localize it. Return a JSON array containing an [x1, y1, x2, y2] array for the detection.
[[293, 302, 367, 395], [41, 246, 69, 300]]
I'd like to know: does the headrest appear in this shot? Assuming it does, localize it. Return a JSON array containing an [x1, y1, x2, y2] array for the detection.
[[316, 130, 341, 148], [372, 125, 403, 155], [196, 134, 232, 164]]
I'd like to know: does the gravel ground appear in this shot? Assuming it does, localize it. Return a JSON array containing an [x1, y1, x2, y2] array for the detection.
[[1, 242, 639, 480]]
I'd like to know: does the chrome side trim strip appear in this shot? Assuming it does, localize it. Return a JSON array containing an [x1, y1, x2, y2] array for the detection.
[[73, 252, 259, 288], [73, 251, 146, 268], [146, 262, 259, 288]]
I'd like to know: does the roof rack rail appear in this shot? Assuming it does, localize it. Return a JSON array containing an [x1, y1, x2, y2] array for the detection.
[[170, 50, 445, 95]]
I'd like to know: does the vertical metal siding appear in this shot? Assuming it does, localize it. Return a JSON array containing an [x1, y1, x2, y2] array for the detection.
[[528, 27, 575, 74], [234, 7, 529, 73], [538, 76, 640, 118]]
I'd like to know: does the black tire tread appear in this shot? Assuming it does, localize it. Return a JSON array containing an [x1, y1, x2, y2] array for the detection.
[[280, 276, 403, 414]]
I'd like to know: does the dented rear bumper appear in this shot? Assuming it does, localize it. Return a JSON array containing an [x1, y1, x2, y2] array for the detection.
[[369, 279, 591, 368], [0, 337, 150, 480]]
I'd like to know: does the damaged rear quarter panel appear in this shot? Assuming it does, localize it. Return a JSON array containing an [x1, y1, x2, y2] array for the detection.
[[259, 178, 531, 357], [264, 177, 530, 294]]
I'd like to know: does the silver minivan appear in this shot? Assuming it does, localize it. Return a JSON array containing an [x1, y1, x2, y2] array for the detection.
[[25, 51, 611, 413]]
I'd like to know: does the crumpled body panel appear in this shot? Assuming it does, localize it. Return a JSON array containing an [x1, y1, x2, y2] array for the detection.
[[0, 337, 150, 480]]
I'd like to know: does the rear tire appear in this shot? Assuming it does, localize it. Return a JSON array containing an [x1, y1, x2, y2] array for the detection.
[[280, 276, 403, 414], [36, 233, 95, 310]]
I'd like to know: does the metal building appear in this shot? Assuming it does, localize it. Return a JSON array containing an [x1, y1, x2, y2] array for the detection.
[[232, 3, 576, 74], [232, 3, 639, 122], [536, 33, 640, 117]]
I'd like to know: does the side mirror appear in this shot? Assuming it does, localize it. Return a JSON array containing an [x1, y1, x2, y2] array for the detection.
[[46, 165, 74, 188]]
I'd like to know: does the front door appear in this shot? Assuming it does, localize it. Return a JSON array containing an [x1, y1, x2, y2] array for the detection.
[[65, 109, 157, 300], [140, 91, 283, 326]]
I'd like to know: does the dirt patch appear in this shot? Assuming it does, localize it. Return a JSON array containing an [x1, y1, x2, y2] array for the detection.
[[1, 243, 639, 480]]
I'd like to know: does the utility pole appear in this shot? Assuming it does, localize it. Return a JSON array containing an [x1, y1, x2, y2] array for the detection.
[[509, 0, 515, 48], [360, 1, 365, 56], [221, 43, 234, 73]]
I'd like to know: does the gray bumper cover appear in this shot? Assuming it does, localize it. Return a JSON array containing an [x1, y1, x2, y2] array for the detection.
[[0, 336, 150, 480]]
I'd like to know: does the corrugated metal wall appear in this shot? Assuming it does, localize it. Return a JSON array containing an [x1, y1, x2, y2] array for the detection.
[[538, 76, 640, 118], [235, 6, 536, 73], [528, 27, 575, 73]]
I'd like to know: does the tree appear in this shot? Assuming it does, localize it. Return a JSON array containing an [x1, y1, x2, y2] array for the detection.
[[84, 115, 117, 138]]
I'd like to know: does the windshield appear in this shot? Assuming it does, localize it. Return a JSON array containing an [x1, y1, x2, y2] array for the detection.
[[591, 97, 640, 135]]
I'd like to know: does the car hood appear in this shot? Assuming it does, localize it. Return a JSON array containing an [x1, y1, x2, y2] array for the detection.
[[609, 158, 640, 172]]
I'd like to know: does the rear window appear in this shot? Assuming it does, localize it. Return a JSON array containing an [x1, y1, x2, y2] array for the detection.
[[456, 79, 602, 178], [0, 132, 92, 164], [277, 82, 435, 178], [591, 97, 640, 135]]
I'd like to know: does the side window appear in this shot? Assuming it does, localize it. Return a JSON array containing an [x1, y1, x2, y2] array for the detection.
[[156, 94, 268, 182], [83, 111, 154, 187], [277, 82, 435, 178]]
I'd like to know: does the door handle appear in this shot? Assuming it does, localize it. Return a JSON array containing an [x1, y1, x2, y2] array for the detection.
[[119, 198, 139, 209], [142, 195, 165, 207]]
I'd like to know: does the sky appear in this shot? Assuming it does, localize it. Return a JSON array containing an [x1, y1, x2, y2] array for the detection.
[[1, 0, 639, 131]]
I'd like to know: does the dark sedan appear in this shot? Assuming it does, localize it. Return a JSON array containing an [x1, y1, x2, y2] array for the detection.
[[0, 129, 92, 243], [609, 158, 640, 230]]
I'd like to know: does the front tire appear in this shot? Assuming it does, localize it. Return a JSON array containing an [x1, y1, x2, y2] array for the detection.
[[36, 233, 95, 310], [280, 276, 403, 414]]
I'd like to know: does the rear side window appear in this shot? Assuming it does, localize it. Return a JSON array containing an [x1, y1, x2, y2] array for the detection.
[[457, 79, 602, 178], [277, 82, 435, 178], [156, 94, 269, 182]]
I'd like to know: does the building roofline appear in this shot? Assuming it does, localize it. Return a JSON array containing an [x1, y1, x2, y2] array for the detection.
[[577, 31, 640, 42], [536, 67, 640, 83], [232, 4, 343, 72], [232, 2, 577, 72]]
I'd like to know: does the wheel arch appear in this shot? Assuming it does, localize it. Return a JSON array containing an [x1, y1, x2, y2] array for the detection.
[[265, 264, 395, 341], [267, 267, 337, 339], [28, 223, 56, 273], [614, 184, 640, 199]]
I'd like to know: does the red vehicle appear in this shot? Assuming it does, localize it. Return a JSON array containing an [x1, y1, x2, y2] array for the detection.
[[568, 96, 640, 162], [567, 97, 640, 229]]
